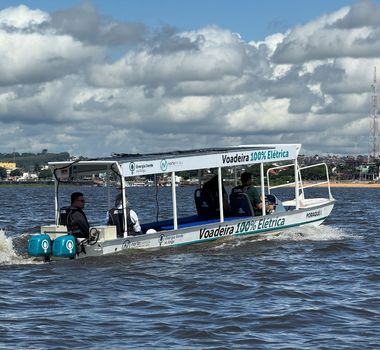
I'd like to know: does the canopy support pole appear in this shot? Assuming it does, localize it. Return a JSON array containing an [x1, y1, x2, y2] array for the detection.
[[54, 177, 59, 226], [295, 158, 300, 210], [260, 162, 265, 216], [218, 167, 224, 222], [106, 165, 111, 209], [114, 163, 128, 236], [172, 172, 178, 229]]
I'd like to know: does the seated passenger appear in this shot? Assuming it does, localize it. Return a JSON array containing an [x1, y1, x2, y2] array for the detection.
[[67, 192, 90, 239], [202, 174, 231, 216], [233, 172, 274, 216], [106, 193, 141, 237]]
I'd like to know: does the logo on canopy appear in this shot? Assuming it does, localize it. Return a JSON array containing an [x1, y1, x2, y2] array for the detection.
[[129, 162, 136, 174], [160, 159, 168, 172]]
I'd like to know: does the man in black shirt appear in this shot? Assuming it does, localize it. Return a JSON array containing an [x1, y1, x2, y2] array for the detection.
[[67, 192, 90, 239]]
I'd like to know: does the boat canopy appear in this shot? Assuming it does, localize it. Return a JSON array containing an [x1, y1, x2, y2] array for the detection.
[[49, 144, 301, 178], [48, 144, 305, 229]]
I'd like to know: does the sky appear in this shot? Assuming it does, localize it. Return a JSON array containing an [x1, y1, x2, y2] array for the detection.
[[0, 0, 379, 157]]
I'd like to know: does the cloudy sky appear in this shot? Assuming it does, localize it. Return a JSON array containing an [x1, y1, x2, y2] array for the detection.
[[0, 0, 379, 157]]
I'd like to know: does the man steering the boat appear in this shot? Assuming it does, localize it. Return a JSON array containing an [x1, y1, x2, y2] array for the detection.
[[67, 192, 90, 239], [234, 172, 274, 216]]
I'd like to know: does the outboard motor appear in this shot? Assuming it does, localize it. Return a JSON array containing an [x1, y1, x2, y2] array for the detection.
[[28, 234, 52, 258], [52, 235, 77, 258]]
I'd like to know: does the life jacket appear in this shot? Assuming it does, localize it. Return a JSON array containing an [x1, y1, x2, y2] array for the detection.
[[58, 206, 70, 226], [107, 208, 134, 237], [64, 207, 90, 238]]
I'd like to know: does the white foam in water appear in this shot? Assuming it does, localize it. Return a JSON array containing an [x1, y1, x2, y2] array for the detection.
[[0, 229, 39, 265], [270, 224, 356, 242], [0, 229, 18, 264], [213, 239, 246, 250], [211, 234, 269, 251], [212, 225, 356, 250]]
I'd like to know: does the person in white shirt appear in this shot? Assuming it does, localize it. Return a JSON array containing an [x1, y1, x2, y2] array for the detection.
[[106, 192, 141, 237]]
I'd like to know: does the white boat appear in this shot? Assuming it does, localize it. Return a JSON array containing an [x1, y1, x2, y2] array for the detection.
[[27, 144, 335, 261]]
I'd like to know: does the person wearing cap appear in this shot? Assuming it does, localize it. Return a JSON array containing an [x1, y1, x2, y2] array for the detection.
[[106, 188, 141, 236], [233, 172, 274, 215]]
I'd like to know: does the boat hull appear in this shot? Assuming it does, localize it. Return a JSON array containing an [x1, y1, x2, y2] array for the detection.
[[79, 199, 335, 258]]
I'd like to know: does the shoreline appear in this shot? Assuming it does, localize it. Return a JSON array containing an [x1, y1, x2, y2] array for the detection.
[[305, 182, 380, 188], [1, 181, 380, 188]]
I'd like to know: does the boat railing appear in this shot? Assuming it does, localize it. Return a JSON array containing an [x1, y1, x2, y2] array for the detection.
[[267, 162, 333, 205]]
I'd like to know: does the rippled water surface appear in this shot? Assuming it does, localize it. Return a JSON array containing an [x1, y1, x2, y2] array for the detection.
[[0, 185, 379, 349]]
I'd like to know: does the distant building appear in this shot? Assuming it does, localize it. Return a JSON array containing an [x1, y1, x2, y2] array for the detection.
[[0, 162, 16, 170], [19, 172, 38, 181]]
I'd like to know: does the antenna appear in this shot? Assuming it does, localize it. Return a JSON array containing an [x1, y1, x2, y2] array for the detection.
[[369, 66, 378, 163]]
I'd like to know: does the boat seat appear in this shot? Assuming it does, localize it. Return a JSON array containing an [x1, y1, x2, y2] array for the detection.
[[194, 188, 219, 217], [229, 191, 254, 217]]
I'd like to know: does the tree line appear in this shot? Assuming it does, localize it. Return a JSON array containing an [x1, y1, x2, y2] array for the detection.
[[0, 151, 71, 180]]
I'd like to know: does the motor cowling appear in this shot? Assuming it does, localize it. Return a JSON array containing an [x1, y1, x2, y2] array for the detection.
[[52, 235, 77, 258], [28, 234, 52, 257]]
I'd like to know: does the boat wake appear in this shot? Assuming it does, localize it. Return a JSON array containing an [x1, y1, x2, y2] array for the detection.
[[268, 224, 356, 242], [211, 225, 355, 252], [0, 230, 39, 266]]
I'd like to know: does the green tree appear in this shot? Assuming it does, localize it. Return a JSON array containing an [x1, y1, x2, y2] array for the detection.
[[39, 168, 53, 179], [0, 167, 7, 179], [10, 168, 22, 177]]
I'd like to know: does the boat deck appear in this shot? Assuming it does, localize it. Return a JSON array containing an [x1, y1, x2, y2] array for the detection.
[[282, 197, 332, 208]]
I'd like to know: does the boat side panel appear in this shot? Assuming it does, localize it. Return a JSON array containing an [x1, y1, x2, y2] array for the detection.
[[83, 201, 334, 257]]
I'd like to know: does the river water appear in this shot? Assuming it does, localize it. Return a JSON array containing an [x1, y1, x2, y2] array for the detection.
[[0, 185, 379, 349]]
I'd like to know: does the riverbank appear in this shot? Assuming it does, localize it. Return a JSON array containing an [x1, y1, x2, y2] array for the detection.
[[308, 182, 380, 188], [1, 180, 380, 188]]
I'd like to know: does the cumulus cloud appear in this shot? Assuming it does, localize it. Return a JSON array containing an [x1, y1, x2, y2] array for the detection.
[[272, 1, 380, 63], [86, 26, 260, 91], [0, 4, 48, 30], [51, 2, 146, 46], [0, 32, 101, 85], [0, 1, 378, 157], [0, 5, 101, 86], [335, 0, 380, 28]]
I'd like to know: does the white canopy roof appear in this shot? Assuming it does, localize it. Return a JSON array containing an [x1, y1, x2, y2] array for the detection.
[[49, 144, 301, 178]]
